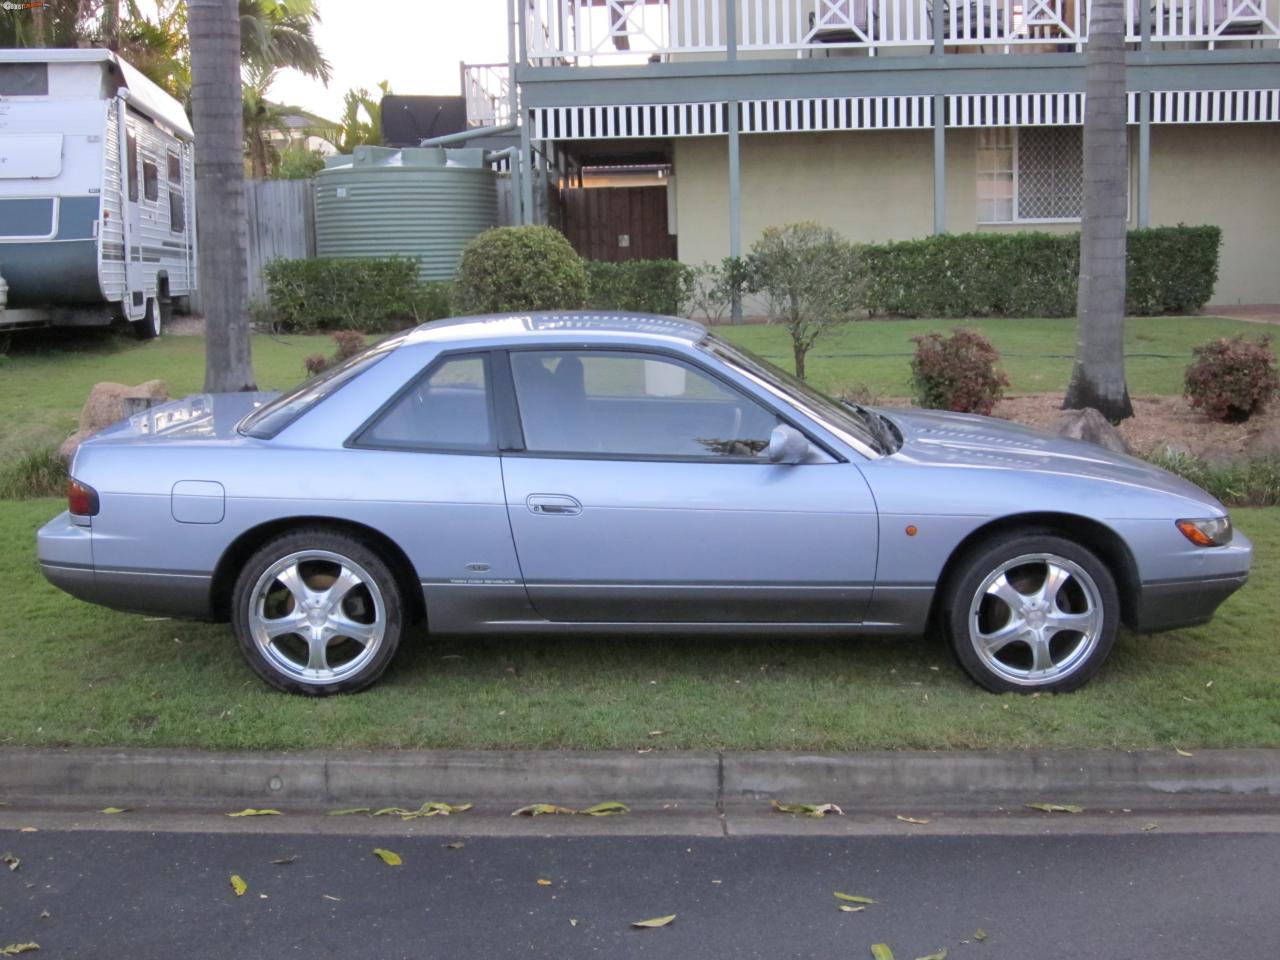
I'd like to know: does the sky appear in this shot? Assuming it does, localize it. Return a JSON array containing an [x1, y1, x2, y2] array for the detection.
[[268, 0, 511, 122]]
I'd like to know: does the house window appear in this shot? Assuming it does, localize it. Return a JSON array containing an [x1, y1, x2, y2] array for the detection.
[[168, 152, 182, 183], [977, 126, 1084, 223], [169, 190, 185, 232]]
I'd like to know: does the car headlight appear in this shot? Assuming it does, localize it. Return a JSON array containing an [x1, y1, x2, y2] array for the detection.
[[1176, 517, 1233, 547]]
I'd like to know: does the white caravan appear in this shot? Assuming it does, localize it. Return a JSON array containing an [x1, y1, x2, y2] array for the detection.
[[0, 49, 196, 338]]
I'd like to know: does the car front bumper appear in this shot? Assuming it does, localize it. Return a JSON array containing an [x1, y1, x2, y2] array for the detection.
[[1132, 532, 1253, 633]]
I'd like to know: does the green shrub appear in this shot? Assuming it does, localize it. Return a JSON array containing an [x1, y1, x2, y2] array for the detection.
[[586, 260, 695, 315], [411, 281, 454, 323], [1146, 452, 1280, 508], [452, 226, 588, 315], [910, 328, 1010, 415], [1184, 334, 1279, 423], [0, 448, 66, 500], [862, 225, 1220, 318], [263, 256, 427, 332]]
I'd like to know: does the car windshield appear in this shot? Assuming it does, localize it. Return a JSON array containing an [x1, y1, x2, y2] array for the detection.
[[239, 333, 407, 440], [703, 333, 896, 456]]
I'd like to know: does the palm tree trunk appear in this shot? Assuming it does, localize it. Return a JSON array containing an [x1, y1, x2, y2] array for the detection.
[[1063, 0, 1132, 420], [189, 0, 256, 392]]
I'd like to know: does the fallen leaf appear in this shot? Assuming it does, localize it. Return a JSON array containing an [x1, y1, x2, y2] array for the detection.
[[271, 855, 298, 865], [974, 929, 989, 941], [536, 879, 552, 886], [632, 914, 677, 928], [1175, 748, 1194, 758], [1142, 821, 1160, 832], [647, 730, 666, 737], [327, 808, 371, 816], [871, 945, 895, 960], [835, 892, 878, 904], [99, 807, 128, 815], [226, 809, 281, 818], [580, 802, 630, 817], [511, 803, 577, 817], [2, 853, 18, 872], [1024, 802, 1084, 814], [0, 945, 40, 956], [569, 919, 579, 927], [914, 950, 948, 960], [18, 829, 36, 834], [896, 815, 931, 825], [406, 802, 472, 819], [323, 895, 341, 902], [230, 875, 247, 897], [38, 911, 48, 920], [446, 841, 466, 850], [1206, 680, 1214, 689], [838, 905, 866, 913], [371, 807, 413, 817], [372, 848, 402, 867], [773, 800, 844, 817]]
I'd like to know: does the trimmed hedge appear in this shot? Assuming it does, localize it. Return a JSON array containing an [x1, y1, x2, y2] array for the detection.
[[453, 226, 588, 314], [263, 256, 451, 332], [586, 260, 695, 316], [862, 225, 1220, 318]]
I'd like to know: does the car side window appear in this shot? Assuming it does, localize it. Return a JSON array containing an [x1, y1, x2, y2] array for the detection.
[[356, 354, 494, 452], [510, 350, 780, 459]]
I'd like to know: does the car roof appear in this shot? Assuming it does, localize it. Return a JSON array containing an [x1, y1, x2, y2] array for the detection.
[[401, 311, 708, 349]]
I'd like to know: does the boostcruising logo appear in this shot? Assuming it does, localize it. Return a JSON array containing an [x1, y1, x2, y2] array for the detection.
[[3, 1, 47, 9]]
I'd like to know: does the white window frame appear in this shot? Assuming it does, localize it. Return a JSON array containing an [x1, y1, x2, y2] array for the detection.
[[977, 127, 1091, 226]]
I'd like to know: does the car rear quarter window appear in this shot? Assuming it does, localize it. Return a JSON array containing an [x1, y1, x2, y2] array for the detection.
[[510, 350, 779, 459], [354, 354, 494, 452], [239, 335, 405, 440]]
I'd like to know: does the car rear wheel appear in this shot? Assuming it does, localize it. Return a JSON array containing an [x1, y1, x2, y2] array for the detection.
[[944, 533, 1119, 693], [231, 530, 406, 695]]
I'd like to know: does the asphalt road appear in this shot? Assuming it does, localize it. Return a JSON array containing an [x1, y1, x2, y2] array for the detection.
[[2, 827, 1276, 959]]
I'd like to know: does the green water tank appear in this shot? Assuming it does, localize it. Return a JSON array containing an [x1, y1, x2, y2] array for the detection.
[[314, 146, 498, 281]]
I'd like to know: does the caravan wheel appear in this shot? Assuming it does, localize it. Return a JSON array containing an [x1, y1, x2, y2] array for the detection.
[[132, 297, 163, 340]]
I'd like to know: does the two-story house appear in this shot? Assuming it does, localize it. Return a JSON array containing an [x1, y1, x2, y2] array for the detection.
[[463, 0, 1279, 305]]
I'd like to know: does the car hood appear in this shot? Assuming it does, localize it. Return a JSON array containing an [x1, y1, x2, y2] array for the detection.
[[879, 406, 1224, 510], [84, 392, 281, 445]]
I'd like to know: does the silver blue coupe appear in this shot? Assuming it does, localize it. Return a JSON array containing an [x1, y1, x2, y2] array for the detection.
[[38, 313, 1252, 695]]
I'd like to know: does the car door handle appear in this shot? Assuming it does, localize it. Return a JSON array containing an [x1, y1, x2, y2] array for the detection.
[[526, 494, 582, 516]]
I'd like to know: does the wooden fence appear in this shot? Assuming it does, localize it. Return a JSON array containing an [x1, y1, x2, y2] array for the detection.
[[244, 179, 315, 304]]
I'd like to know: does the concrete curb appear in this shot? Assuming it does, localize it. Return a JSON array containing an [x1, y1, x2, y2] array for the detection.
[[2, 747, 1279, 813]]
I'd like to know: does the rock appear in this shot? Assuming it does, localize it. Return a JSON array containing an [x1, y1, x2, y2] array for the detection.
[[1246, 422, 1280, 457], [1055, 407, 1131, 455], [58, 380, 169, 463]]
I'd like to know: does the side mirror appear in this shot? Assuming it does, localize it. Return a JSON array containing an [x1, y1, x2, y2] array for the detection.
[[767, 424, 811, 464]]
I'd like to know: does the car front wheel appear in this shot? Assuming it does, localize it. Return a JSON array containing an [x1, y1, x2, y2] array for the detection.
[[231, 529, 406, 695], [944, 533, 1119, 693]]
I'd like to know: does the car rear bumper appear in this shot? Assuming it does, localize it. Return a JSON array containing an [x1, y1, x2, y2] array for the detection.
[[37, 511, 213, 619]]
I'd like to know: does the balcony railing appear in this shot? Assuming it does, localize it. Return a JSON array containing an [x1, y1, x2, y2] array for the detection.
[[463, 62, 514, 127], [522, 0, 1279, 63]]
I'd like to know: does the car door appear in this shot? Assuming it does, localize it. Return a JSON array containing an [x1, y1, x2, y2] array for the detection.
[[498, 347, 879, 624]]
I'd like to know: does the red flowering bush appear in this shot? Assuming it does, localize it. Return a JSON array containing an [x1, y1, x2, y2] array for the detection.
[[331, 329, 366, 362], [910, 328, 1009, 416], [1184, 334, 1279, 423], [302, 354, 329, 377]]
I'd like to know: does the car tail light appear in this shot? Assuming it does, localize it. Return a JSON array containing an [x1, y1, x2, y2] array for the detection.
[[1176, 517, 1232, 547], [67, 478, 100, 517]]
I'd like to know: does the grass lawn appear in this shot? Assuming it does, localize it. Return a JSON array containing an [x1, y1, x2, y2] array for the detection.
[[2, 497, 1276, 752], [0, 315, 1265, 469]]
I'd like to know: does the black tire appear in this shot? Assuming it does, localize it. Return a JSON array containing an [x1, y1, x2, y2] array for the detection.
[[942, 532, 1120, 694], [231, 528, 406, 695], [131, 297, 162, 340]]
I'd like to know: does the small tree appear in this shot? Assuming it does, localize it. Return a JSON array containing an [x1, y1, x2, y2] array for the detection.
[[747, 223, 862, 380]]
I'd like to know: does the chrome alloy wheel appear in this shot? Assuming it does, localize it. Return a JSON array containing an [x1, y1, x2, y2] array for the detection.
[[248, 549, 386, 684], [967, 553, 1104, 687]]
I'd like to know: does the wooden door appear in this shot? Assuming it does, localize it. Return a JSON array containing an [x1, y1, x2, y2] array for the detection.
[[558, 186, 676, 262]]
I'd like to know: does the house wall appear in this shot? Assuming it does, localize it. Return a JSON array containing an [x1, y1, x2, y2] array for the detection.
[[671, 122, 1280, 304]]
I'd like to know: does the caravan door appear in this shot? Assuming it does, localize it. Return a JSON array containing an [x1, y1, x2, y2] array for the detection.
[[118, 105, 146, 321]]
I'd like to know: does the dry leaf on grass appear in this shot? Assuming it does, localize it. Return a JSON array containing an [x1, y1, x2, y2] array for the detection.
[[226, 809, 281, 818], [1024, 803, 1084, 814], [772, 800, 844, 817], [230, 875, 247, 897], [632, 914, 677, 929], [372, 848, 402, 867]]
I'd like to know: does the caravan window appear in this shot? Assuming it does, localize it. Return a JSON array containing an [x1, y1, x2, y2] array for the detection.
[[0, 64, 48, 96], [143, 159, 159, 202], [168, 152, 182, 183], [126, 133, 139, 202], [169, 190, 185, 232]]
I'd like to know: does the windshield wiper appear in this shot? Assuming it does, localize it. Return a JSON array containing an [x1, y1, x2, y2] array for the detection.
[[843, 402, 897, 454]]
